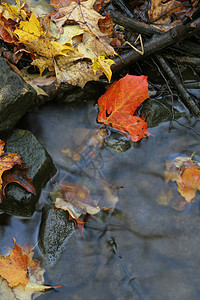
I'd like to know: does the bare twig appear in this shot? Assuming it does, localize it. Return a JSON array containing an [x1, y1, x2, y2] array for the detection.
[[155, 54, 200, 116], [112, 18, 200, 74]]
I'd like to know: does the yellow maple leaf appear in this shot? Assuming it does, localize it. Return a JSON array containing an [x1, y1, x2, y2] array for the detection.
[[14, 14, 75, 74], [2, 0, 27, 22], [92, 56, 115, 82]]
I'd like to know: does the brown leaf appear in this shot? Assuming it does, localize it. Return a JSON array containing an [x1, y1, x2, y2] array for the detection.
[[53, 182, 100, 219], [148, 0, 184, 24], [98, 12, 113, 35], [0, 139, 36, 203], [2, 165, 36, 197]]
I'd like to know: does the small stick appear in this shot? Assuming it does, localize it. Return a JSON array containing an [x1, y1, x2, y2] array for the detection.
[[155, 54, 200, 116]]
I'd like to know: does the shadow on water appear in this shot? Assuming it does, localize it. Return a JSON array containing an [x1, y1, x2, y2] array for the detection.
[[1, 99, 200, 299]]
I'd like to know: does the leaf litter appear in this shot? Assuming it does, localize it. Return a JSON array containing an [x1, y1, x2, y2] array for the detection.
[[0, 239, 60, 300]]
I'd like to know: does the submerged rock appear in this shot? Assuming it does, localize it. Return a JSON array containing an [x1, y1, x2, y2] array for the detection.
[[0, 129, 56, 216], [105, 133, 131, 152], [0, 58, 36, 134], [38, 204, 75, 266]]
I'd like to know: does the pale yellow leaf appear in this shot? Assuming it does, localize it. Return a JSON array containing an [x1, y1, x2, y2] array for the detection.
[[55, 59, 102, 88], [54, 0, 106, 38]]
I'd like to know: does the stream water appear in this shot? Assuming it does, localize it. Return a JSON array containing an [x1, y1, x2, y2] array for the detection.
[[1, 97, 200, 299]]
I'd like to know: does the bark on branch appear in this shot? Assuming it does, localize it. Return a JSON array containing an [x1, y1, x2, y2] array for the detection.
[[112, 18, 200, 73]]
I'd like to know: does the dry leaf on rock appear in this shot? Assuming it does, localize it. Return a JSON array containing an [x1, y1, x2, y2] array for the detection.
[[97, 74, 150, 142], [0, 140, 36, 203]]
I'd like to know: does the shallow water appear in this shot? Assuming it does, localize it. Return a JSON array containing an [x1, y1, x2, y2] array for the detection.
[[1, 99, 200, 300]]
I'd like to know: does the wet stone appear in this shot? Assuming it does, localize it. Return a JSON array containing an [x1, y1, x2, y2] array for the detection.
[[0, 57, 36, 134], [141, 97, 185, 128], [38, 204, 75, 266], [0, 129, 56, 216], [105, 133, 131, 152]]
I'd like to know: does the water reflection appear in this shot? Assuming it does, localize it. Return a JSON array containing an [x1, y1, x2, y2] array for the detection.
[[1, 101, 200, 299]]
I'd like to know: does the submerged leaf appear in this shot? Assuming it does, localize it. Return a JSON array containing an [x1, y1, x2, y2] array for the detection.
[[164, 156, 200, 206], [53, 182, 100, 219]]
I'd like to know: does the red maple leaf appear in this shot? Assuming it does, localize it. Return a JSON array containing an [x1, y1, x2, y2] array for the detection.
[[97, 74, 150, 142]]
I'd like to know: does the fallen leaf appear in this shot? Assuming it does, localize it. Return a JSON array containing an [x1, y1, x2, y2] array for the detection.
[[92, 55, 115, 82], [2, 0, 27, 22], [52, 182, 100, 219], [97, 74, 150, 142], [0, 140, 36, 203], [54, 59, 102, 87], [52, 0, 107, 38], [165, 156, 200, 205], [177, 166, 200, 203], [14, 13, 75, 74], [0, 16, 18, 43], [0, 240, 30, 287], [62, 128, 107, 161], [2, 165, 37, 197], [77, 32, 114, 61], [148, 0, 196, 30], [93, 0, 111, 12], [57, 24, 85, 44], [98, 12, 113, 35], [0, 240, 60, 299]]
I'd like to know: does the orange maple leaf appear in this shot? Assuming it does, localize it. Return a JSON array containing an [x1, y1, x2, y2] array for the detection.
[[165, 156, 200, 207], [0, 239, 30, 287], [97, 74, 150, 142], [177, 166, 200, 203], [0, 139, 36, 203]]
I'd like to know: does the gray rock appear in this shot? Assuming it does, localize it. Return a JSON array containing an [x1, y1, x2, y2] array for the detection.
[[0, 57, 36, 133], [0, 129, 56, 216], [38, 204, 75, 266]]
